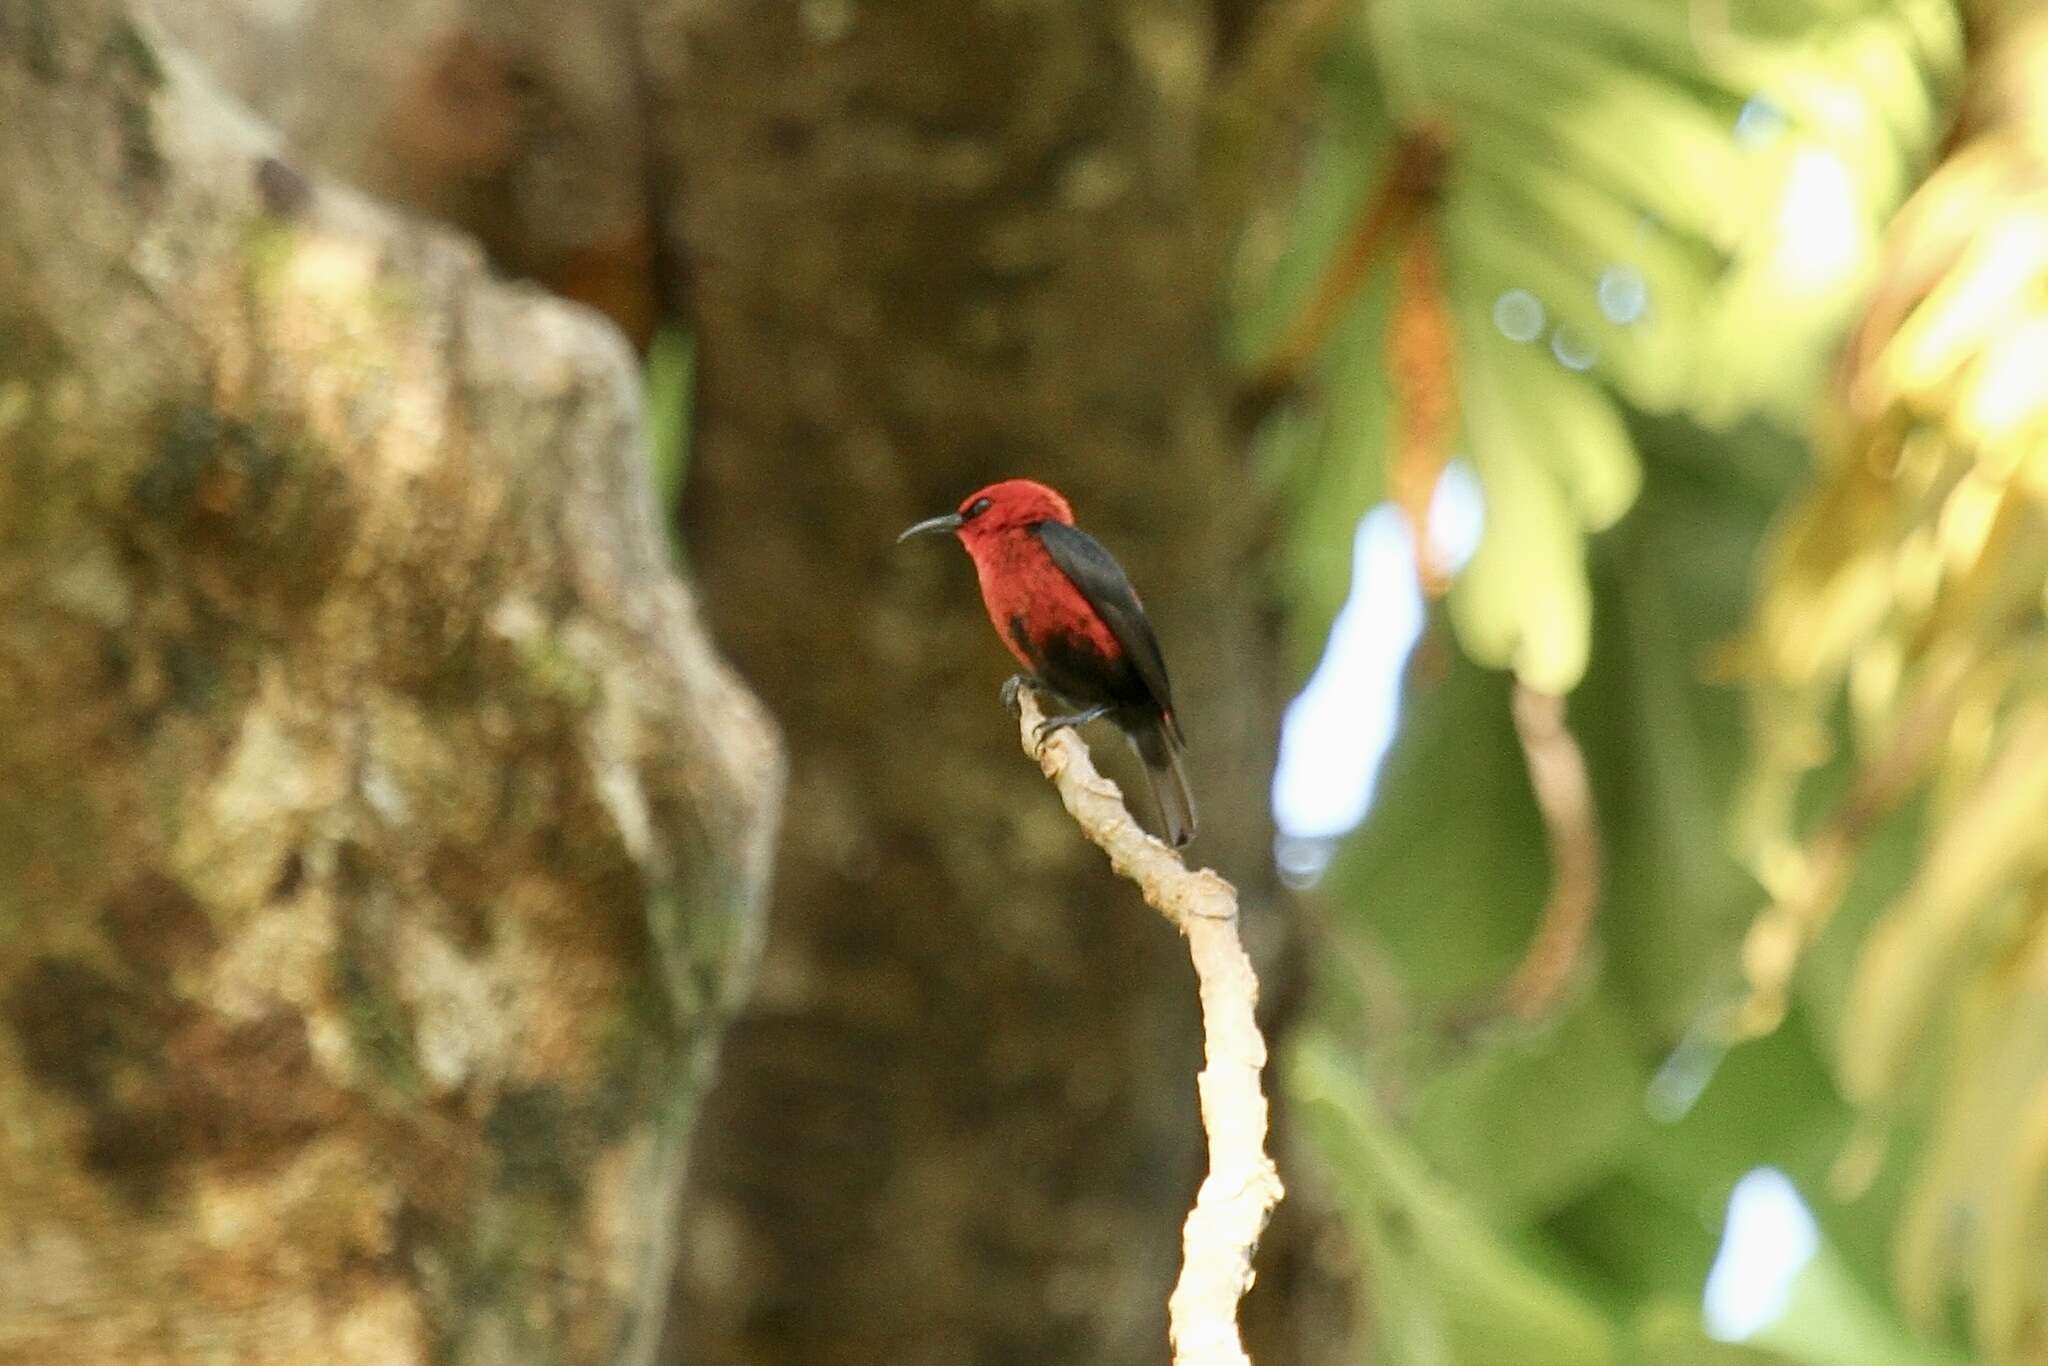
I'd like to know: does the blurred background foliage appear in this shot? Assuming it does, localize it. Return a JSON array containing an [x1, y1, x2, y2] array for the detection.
[[1217, 0, 2048, 1361]]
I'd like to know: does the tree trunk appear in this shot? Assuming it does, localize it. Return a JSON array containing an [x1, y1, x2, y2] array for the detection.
[[0, 6, 779, 1363], [637, 4, 1327, 1361]]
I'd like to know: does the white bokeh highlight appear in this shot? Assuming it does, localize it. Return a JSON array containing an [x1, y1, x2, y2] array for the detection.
[[1270, 465, 1484, 883], [1704, 1167, 1821, 1341]]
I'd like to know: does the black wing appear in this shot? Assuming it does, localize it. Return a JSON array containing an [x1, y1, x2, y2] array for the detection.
[[1034, 520, 1180, 732]]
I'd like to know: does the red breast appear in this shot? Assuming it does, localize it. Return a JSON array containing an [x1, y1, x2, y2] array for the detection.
[[964, 527, 1123, 670]]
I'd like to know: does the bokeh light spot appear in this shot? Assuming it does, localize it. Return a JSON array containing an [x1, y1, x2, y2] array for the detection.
[[1704, 1168, 1819, 1341], [1772, 148, 1862, 291], [1550, 323, 1599, 371], [1492, 288, 1545, 343], [1597, 264, 1648, 325], [1270, 467, 1485, 859], [1734, 96, 1789, 149]]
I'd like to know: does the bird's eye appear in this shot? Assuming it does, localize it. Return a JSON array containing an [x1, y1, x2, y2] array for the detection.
[[965, 497, 993, 519]]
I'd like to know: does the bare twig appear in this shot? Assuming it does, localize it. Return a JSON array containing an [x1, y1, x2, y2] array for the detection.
[[1012, 690, 1284, 1366], [1427, 683, 1603, 1047], [1499, 683, 1603, 1020]]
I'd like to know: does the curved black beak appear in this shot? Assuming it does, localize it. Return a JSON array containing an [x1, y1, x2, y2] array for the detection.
[[896, 512, 964, 544]]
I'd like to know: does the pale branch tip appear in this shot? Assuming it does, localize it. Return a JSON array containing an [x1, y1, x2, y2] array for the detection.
[[1012, 688, 1285, 1366]]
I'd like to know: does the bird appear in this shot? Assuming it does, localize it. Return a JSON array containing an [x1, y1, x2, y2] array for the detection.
[[897, 478, 1197, 847]]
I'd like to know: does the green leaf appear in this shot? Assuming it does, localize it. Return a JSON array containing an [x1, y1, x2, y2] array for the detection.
[[1411, 989, 1647, 1224], [1577, 417, 1797, 1037], [1630, 1300, 1807, 1365], [1414, 20, 1747, 248], [1444, 166, 1694, 413], [1294, 1038, 1624, 1366], [1757, 1242, 1971, 1366], [1449, 310, 1596, 691], [1324, 649, 1547, 1005], [1483, 320, 1641, 530]]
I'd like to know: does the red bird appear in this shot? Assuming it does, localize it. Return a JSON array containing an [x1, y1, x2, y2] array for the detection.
[[899, 478, 1197, 847]]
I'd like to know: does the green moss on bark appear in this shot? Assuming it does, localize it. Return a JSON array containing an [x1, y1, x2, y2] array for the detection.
[[486, 1085, 592, 1208], [135, 402, 302, 525], [335, 940, 423, 1097], [97, 17, 162, 87]]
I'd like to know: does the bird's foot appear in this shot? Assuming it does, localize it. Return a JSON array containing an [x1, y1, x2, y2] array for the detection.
[[1000, 674, 1032, 717], [1033, 703, 1111, 748], [1001, 677, 1105, 749]]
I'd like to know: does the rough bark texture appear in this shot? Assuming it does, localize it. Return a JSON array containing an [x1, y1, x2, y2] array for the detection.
[[0, 6, 779, 1363], [638, 5, 1330, 1362]]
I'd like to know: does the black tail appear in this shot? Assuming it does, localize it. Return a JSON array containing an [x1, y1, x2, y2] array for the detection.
[[1129, 712, 1197, 848]]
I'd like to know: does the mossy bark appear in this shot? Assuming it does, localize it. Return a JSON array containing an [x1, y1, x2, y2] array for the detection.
[[0, 7, 780, 1364]]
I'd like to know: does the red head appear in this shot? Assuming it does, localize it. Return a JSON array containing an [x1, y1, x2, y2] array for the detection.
[[897, 479, 1075, 549]]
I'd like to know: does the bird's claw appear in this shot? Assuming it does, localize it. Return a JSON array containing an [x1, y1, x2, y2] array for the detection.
[[1000, 674, 1029, 717], [1000, 677, 1105, 750], [1032, 703, 1112, 749]]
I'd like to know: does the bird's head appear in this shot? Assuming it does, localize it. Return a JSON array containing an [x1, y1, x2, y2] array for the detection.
[[897, 479, 1075, 550]]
